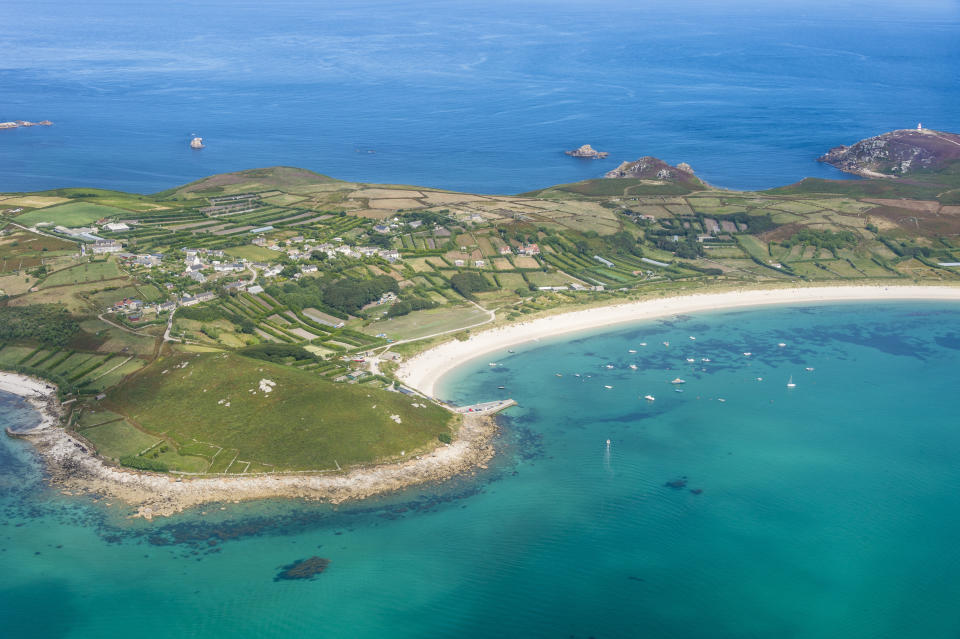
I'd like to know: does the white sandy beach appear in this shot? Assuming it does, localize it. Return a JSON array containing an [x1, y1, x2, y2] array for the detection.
[[0, 371, 61, 430], [4, 284, 960, 518], [397, 285, 960, 398]]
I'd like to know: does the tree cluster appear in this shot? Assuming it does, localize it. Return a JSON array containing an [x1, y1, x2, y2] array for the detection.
[[449, 272, 492, 299], [784, 228, 858, 250], [267, 274, 399, 316], [0, 305, 79, 347]]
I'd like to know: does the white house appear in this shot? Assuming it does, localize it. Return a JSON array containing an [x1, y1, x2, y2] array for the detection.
[[91, 240, 122, 254]]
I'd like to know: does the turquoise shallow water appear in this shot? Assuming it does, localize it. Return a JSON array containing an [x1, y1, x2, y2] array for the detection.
[[3, 302, 960, 638]]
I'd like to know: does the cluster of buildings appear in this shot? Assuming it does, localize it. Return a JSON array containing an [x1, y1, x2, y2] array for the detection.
[[251, 235, 402, 263], [498, 243, 540, 257], [182, 248, 244, 283], [107, 292, 215, 321], [372, 218, 425, 234]]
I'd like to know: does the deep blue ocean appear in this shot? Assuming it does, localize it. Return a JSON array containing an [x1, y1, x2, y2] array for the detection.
[[4, 302, 960, 638], [2, 0, 959, 194]]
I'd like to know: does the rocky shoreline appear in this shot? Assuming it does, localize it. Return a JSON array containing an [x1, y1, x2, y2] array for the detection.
[[1, 373, 498, 519]]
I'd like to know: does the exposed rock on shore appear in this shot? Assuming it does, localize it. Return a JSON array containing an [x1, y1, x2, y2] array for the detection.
[[818, 128, 960, 178], [17, 411, 498, 519], [604, 156, 697, 182], [565, 144, 609, 159]]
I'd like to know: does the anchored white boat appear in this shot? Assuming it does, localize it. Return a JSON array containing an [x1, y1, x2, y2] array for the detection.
[[671, 378, 686, 385], [644, 395, 656, 401]]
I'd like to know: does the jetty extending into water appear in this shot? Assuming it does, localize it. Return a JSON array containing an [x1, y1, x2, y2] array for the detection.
[[452, 399, 517, 414]]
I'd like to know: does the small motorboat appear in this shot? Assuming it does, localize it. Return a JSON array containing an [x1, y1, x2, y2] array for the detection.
[[604, 385, 613, 389], [628, 349, 637, 353], [643, 395, 656, 401], [686, 358, 695, 363], [743, 352, 752, 357], [671, 378, 686, 384], [629, 364, 638, 370]]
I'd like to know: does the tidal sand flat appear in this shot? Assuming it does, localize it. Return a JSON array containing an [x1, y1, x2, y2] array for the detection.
[[4, 302, 960, 638]]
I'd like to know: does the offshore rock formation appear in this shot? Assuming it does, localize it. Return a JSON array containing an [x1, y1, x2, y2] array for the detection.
[[275, 557, 331, 581], [0, 120, 53, 129], [565, 144, 609, 159], [818, 127, 960, 178], [604, 156, 696, 181]]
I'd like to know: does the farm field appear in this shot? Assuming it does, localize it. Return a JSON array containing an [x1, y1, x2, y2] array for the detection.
[[41, 260, 122, 287], [224, 245, 279, 262], [78, 419, 162, 461], [361, 305, 490, 341], [14, 201, 130, 227]]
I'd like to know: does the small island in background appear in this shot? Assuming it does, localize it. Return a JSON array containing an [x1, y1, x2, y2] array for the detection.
[[565, 144, 608, 159], [2, 126, 960, 516]]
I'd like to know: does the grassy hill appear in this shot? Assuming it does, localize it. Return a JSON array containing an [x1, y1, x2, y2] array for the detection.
[[105, 351, 455, 473]]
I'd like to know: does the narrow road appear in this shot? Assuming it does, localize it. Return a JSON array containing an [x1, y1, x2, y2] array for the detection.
[[367, 300, 498, 375], [163, 306, 178, 342], [97, 312, 149, 336]]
